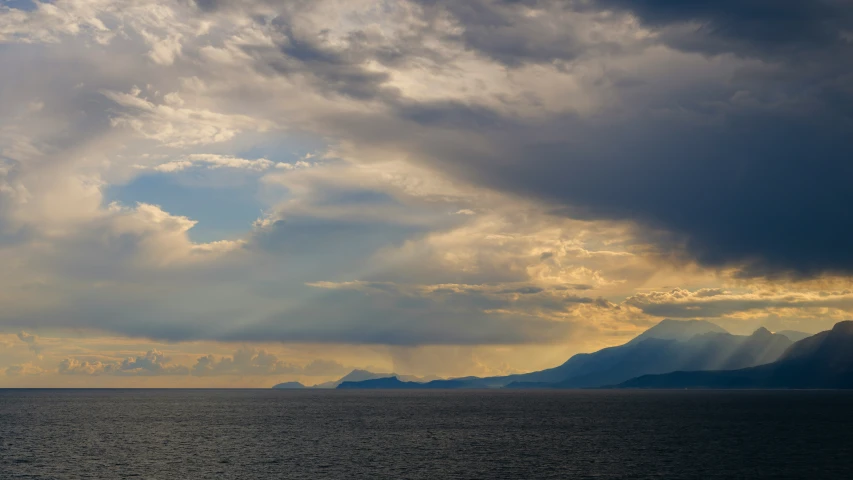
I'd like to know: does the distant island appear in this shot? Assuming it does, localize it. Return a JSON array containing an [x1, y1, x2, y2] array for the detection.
[[275, 319, 853, 391], [271, 369, 441, 390], [272, 381, 305, 389]]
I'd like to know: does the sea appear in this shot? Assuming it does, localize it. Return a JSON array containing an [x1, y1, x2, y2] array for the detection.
[[1, 389, 852, 479]]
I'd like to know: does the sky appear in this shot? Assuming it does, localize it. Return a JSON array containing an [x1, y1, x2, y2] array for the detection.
[[1, 0, 852, 387]]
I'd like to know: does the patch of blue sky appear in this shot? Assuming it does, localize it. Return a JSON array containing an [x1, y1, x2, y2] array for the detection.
[[2, 0, 40, 12], [105, 170, 272, 244], [106, 136, 328, 243]]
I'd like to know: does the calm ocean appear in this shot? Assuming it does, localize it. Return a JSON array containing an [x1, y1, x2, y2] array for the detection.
[[1, 389, 852, 479]]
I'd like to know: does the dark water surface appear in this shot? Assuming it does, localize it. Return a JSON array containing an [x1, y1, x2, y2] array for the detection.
[[1, 390, 852, 479]]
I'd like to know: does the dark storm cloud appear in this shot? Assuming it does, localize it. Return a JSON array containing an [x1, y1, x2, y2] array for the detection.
[[478, 109, 853, 278], [594, 0, 853, 57], [305, 0, 853, 278]]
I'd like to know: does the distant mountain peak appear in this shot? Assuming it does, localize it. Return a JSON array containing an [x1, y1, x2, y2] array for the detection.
[[629, 319, 728, 344], [751, 327, 772, 336]]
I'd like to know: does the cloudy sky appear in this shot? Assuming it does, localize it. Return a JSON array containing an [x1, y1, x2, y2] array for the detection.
[[1, 0, 852, 387]]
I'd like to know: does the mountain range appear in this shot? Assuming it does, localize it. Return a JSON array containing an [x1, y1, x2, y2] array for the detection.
[[619, 321, 853, 389], [271, 319, 850, 390], [323, 320, 821, 390]]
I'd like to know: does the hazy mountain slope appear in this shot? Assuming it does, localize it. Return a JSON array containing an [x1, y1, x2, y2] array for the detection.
[[463, 319, 732, 388], [536, 328, 792, 388], [776, 330, 811, 342]]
